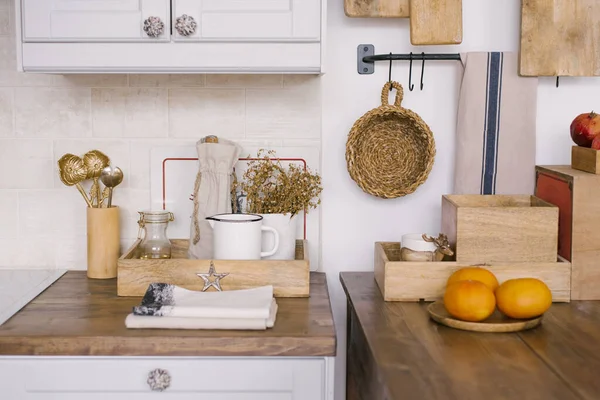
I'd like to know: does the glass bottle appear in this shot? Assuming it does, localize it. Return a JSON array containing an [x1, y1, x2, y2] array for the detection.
[[138, 210, 174, 260]]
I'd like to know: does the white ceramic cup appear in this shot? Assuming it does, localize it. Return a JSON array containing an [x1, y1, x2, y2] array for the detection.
[[207, 213, 280, 260], [259, 213, 299, 260], [401, 233, 437, 252]]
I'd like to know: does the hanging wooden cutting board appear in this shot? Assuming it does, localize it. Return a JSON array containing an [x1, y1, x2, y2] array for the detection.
[[409, 0, 462, 45], [344, 0, 409, 18], [520, 0, 600, 76]]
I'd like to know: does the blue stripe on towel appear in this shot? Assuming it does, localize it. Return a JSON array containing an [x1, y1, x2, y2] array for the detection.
[[480, 54, 491, 194], [480, 52, 503, 195]]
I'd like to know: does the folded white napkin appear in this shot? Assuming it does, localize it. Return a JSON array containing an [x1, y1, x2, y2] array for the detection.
[[125, 283, 278, 331], [125, 299, 278, 331]]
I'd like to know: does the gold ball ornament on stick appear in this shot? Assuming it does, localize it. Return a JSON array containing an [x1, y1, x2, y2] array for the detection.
[[83, 150, 110, 207], [58, 153, 93, 208]]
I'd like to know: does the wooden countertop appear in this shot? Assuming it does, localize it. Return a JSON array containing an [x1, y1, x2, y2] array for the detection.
[[341, 272, 600, 400], [0, 271, 336, 357]]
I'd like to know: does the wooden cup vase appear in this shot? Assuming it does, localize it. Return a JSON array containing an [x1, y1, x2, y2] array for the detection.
[[87, 206, 120, 279]]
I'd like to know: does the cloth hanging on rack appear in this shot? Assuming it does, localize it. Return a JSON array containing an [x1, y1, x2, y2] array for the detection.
[[454, 52, 538, 195], [188, 138, 242, 259]]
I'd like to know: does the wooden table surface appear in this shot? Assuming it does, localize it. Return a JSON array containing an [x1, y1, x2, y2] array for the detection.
[[0, 271, 336, 357], [341, 272, 600, 400]]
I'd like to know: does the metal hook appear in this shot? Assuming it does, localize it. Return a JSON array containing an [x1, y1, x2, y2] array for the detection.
[[420, 52, 425, 90], [408, 52, 415, 91], [388, 52, 393, 91], [556, 76, 560, 88]]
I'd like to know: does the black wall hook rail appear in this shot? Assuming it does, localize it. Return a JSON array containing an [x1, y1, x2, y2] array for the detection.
[[358, 44, 461, 75], [364, 53, 462, 63]]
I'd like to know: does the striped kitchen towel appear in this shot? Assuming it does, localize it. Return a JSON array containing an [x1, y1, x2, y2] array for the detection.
[[454, 52, 538, 195]]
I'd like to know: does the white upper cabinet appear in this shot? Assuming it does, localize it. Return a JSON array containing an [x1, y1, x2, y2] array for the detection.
[[17, 0, 325, 73], [172, 0, 321, 41], [22, 0, 171, 42]]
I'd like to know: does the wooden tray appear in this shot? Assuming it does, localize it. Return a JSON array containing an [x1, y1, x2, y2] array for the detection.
[[428, 301, 543, 333], [374, 242, 571, 302], [117, 239, 310, 297]]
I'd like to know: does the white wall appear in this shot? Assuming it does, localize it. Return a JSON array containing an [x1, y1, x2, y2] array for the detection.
[[322, 1, 600, 398]]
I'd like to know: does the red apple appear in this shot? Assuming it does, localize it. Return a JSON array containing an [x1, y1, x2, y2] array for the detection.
[[571, 111, 600, 147]]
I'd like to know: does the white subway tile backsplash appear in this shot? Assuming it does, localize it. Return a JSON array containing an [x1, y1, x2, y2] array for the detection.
[[0, 36, 15, 71], [55, 236, 87, 270], [0, 87, 13, 136], [169, 89, 245, 138], [53, 139, 131, 188], [0, 239, 17, 267], [0, 239, 57, 268], [15, 88, 91, 138], [0, 139, 54, 189], [282, 138, 321, 148], [206, 74, 283, 88], [237, 138, 284, 148], [0, 191, 17, 239], [0, 36, 55, 87], [112, 189, 151, 240], [0, 4, 10, 37], [130, 139, 196, 190], [129, 74, 206, 88], [19, 189, 87, 239], [246, 88, 321, 138], [0, 70, 57, 88], [53, 74, 128, 88], [92, 88, 168, 138], [283, 75, 321, 91], [153, 74, 206, 88]]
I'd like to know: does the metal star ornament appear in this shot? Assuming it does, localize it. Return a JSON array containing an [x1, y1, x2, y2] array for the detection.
[[197, 261, 229, 292]]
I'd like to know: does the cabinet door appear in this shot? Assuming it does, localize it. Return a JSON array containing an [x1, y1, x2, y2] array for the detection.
[[535, 172, 573, 261], [0, 357, 327, 399], [172, 0, 321, 41], [22, 0, 171, 42]]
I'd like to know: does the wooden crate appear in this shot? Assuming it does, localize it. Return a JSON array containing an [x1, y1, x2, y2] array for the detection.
[[374, 242, 571, 302], [441, 195, 559, 263], [571, 146, 600, 174], [536, 165, 600, 300], [118, 239, 310, 297]]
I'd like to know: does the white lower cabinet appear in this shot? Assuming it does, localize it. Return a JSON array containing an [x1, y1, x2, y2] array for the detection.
[[0, 357, 335, 399]]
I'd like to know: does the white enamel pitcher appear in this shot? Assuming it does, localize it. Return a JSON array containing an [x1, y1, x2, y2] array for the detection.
[[206, 213, 280, 260]]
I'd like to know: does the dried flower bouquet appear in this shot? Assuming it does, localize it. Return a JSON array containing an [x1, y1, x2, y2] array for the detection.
[[237, 149, 322, 216]]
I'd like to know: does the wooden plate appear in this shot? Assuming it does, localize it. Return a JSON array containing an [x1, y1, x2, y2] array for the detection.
[[427, 301, 543, 333]]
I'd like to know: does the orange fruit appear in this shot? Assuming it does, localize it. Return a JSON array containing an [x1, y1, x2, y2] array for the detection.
[[495, 278, 552, 319], [446, 267, 499, 292], [443, 280, 496, 322]]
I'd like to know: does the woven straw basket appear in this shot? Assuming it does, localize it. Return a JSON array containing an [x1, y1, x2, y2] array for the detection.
[[346, 81, 436, 199]]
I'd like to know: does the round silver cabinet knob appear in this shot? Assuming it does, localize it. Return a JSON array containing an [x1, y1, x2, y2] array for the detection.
[[175, 14, 198, 36], [143, 16, 165, 38], [147, 368, 171, 392]]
